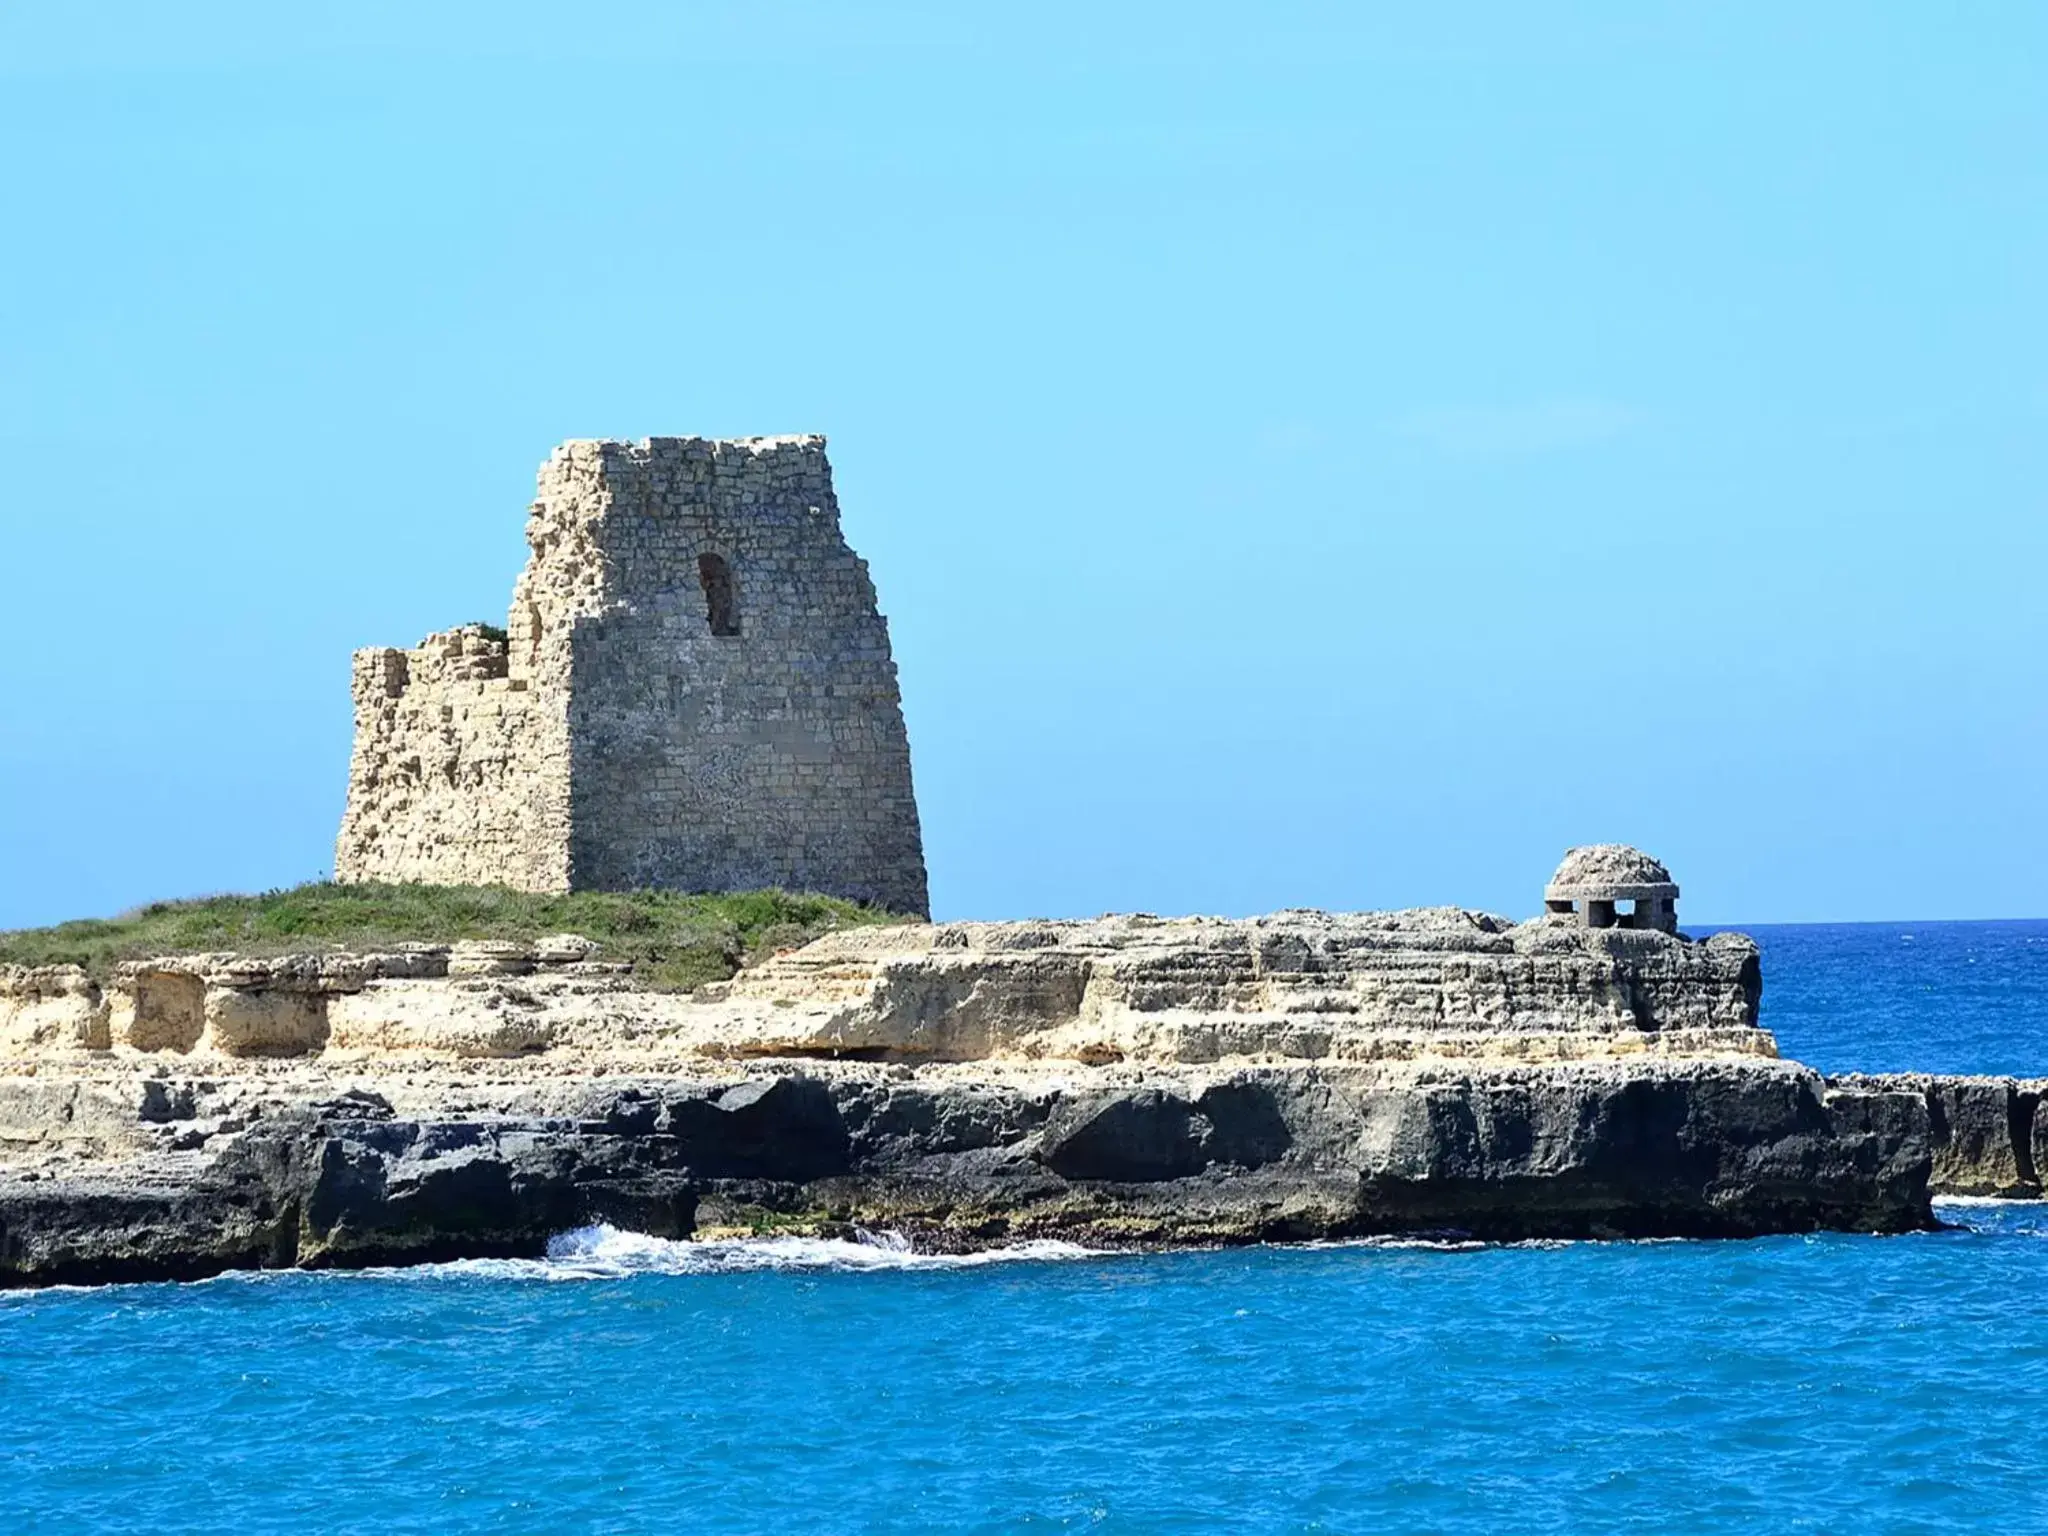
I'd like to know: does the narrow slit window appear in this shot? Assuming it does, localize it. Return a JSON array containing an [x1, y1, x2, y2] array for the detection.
[[698, 553, 740, 636]]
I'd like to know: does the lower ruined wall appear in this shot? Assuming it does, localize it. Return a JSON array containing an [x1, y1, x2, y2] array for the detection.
[[334, 627, 571, 890], [563, 605, 930, 913]]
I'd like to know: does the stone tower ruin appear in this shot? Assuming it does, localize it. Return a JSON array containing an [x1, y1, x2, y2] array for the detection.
[[335, 435, 929, 915]]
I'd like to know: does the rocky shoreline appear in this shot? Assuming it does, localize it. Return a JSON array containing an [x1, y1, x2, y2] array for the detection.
[[1827, 1073, 2046, 1198], [0, 896, 2022, 1287], [0, 1058, 1941, 1286]]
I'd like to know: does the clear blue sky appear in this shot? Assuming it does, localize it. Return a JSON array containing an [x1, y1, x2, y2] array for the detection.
[[1, 3, 2042, 929]]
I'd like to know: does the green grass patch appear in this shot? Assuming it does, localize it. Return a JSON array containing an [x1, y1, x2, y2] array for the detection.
[[0, 882, 903, 991]]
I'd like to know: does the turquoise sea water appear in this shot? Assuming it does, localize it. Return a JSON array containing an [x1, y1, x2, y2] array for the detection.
[[4, 920, 2047, 1534]]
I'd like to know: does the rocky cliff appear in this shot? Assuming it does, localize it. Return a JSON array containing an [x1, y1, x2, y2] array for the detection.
[[1828, 1073, 2047, 1197], [0, 909, 1940, 1285]]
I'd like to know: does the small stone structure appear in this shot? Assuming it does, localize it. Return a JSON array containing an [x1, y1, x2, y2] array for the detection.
[[1544, 844, 1679, 933], [335, 436, 928, 914]]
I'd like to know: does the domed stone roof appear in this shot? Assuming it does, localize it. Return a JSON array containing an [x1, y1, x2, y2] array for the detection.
[[1545, 844, 1677, 898]]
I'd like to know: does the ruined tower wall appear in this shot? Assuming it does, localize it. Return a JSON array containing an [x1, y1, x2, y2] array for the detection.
[[334, 627, 572, 890], [335, 434, 929, 915], [558, 437, 928, 914]]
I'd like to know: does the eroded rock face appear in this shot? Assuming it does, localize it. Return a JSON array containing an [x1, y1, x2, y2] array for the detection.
[[0, 967, 106, 1053], [1, 944, 607, 1063], [0, 912, 1952, 1285], [0, 912, 1768, 1069], [704, 911, 1767, 1065], [1830, 1074, 2045, 1197], [0, 1061, 1934, 1284]]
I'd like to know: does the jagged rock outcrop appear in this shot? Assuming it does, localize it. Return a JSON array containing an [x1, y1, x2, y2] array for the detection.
[[0, 1060, 1933, 1284], [0, 904, 1952, 1285]]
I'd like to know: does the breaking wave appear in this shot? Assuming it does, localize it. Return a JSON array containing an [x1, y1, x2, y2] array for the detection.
[[1931, 1195, 2048, 1238], [408, 1225, 1101, 1282], [1931, 1194, 2047, 1208]]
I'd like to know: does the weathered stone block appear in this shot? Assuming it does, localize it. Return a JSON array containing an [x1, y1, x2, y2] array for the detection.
[[0, 966, 108, 1053], [203, 988, 329, 1058], [109, 971, 206, 1053]]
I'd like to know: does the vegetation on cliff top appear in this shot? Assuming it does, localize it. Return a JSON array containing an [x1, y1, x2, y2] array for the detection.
[[0, 883, 902, 992]]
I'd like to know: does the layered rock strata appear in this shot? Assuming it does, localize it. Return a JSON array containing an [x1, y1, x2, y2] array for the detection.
[[0, 912, 1941, 1285], [2, 911, 1772, 1067]]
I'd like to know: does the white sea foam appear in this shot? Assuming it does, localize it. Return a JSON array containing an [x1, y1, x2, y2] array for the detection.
[[1297, 1235, 1492, 1253], [1929, 1196, 2048, 1239], [1932, 1195, 2048, 1208], [404, 1224, 1102, 1282]]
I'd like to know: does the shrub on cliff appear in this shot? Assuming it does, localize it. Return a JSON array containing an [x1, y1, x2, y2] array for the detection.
[[0, 883, 900, 992]]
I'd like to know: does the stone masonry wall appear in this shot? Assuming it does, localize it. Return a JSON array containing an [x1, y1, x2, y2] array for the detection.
[[334, 626, 572, 890], [559, 437, 926, 912], [336, 435, 929, 915]]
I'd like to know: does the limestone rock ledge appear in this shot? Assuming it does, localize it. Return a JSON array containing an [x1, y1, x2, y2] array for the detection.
[[0, 911, 1944, 1285], [1, 910, 1770, 1068]]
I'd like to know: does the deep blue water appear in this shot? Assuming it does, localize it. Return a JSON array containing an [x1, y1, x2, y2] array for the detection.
[[1724, 918, 2048, 1076], [4, 920, 2047, 1534]]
